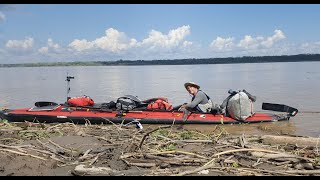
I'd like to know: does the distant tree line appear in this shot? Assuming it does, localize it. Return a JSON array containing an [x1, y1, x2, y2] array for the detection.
[[1, 54, 320, 67]]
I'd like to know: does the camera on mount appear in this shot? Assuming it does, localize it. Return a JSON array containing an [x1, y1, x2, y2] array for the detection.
[[66, 76, 75, 82]]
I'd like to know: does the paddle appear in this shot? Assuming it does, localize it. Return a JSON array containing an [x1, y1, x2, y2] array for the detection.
[[262, 102, 298, 116]]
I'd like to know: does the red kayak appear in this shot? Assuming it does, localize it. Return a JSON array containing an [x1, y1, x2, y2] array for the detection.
[[0, 77, 298, 125], [0, 102, 297, 125]]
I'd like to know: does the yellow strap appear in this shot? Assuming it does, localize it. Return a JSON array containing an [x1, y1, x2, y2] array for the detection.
[[220, 115, 224, 124]]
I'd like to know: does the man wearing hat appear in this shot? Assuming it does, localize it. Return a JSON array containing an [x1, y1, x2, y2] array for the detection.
[[179, 82, 213, 121]]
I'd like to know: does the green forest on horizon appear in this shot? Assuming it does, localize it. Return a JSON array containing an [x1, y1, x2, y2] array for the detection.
[[0, 54, 319, 67]]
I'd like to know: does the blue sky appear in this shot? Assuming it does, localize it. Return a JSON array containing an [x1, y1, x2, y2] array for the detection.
[[1, 4, 320, 64]]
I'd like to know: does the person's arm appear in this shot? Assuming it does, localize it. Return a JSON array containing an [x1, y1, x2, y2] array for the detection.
[[185, 92, 205, 109]]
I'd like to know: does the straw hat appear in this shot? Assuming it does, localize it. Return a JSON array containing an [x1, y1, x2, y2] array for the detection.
[[184, 82, 200, 90]]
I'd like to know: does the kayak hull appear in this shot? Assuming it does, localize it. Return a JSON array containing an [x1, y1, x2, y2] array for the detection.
[[0, 105, 290, 124]]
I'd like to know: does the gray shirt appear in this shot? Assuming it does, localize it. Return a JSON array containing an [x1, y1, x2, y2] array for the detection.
[[186, 90, 210, 109]]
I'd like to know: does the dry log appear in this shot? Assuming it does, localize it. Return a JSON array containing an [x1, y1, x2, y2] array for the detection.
[[36, 139, 63, 155], [72, 164, 117, 176], [78, 148, 92, 161], [203, 148, 281, 167], [89, 152, 105, 166], [250, 152, 301, 163], [0, 148, 47, 161], [0, 144, 27, 153], [282, 169, 320, 175], [139, 125, 172, 149], [127, 162, 156, 168], [238, 167, 301, 176], [294, 163, 314, 170], [174, 139, 213, 143], [261, 135, 320, 148], [175, 163, 221, 176], [26, 147, 65, 162], [144, 153, 170, 161], [144, 153, 207, 163], [149, 150, 208, 159], [48, 139, 73, 153]]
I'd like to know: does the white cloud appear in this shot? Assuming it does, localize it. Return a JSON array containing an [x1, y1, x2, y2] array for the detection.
[[209, 30, 286, 55], [0, 5, 17, 24], [298, 42, 320, 54], [238, 35, 261, 50], [94, 28, 133, 52], [68, 39, 94, 52], [67, 25, 193, 60], [183, 41, 193, 47], [238, 30, 285, 50], [210, 37, 235, 51], [0, 11, 5, 22], [4, 27, 320, 64], [47, 38, 59, 49], [139, 25, 191, 50], [38, 38, 60, 54], [68, 28, 135, 53], [68, 25, 191, 53], [38, 47, 48, 54], [261, 29, 285, 48], [5, 37, 34, 49]]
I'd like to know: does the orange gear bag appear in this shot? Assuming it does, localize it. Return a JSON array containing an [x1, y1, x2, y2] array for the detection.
[[67, 95, 94, 106], [147, 98, 173, 111]]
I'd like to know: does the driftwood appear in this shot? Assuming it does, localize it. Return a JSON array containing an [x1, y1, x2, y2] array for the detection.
[[149, 150, 208, 159], [175, 164, 221, 176], [0, 144, 28, 153], [0, 148, 47, 161], [1, 120, 320, 176], [138, 125, 172, 149], [78, 148, 92, 161], [48, 139, 73, 153], [203, 148, 282, 166], [144, 154, 207, 164], [250, 152, 301, 163], [282, 169, 320, 175], [123, 154, 205, 167], [36, 139, 64, 155], [125, 162, 156, 168], [72, 164, 117, 176], [261, 135, 320, 148]]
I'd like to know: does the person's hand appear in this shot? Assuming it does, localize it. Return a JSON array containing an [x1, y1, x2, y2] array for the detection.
[[178, 103, 187, 111]]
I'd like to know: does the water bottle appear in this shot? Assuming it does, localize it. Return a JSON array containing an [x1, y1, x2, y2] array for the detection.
[[135, 122, 143, 130]]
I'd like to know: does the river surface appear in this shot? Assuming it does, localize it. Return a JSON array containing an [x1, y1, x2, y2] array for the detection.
[[1, 61, 319, 137]]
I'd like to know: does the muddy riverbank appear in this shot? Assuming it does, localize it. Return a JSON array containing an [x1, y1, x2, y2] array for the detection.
[[0, 120, 319, 176]]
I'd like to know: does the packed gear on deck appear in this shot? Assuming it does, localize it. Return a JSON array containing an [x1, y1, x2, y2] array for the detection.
[[100, 101, 116, 109], [116, 95, 142, 111], [146, 97, 173, 111], [67, 95, 94, 107], [218, 89, 256, 121]]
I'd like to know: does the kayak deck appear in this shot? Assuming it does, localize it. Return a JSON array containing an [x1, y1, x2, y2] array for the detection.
[[0, 105, 290, 124]]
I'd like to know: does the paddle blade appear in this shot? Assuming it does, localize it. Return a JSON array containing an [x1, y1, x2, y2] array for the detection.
[[262, 103, 298, 116]]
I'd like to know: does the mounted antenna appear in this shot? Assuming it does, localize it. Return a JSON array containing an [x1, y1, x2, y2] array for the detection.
[[66, 73, 74, 101]]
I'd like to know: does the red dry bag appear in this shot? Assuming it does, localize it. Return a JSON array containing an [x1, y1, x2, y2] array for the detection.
[[67, 95, 94, 106]]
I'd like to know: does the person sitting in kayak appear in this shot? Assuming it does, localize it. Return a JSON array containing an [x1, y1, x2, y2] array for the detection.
[[179, 82, 213, 121]]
